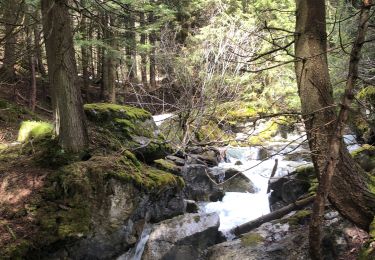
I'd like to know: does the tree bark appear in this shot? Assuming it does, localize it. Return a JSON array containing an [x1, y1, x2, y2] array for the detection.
[[306, 1, 373, 259], [140, 12, 148, 89], [148, 11, 157, 90], [125, 9, 138, 83], [41, 0, 89, 152], [101, 13, 116, 103], [80, 0, 90, 102], [295, 0, 375, 239], [1, 1, 23, 82], [25, 5, 37, 111]]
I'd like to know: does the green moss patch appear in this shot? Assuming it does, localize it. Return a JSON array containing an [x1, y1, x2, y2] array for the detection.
[[351, 144, 375, 158], [17, 121, 54, 142], [281, 210, 312, 226], [84, 103, 151, 122], [154, 159, 180, 174], [240, 232, 264, 247]]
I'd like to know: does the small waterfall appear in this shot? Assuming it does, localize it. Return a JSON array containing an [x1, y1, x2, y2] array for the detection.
[[117, 224, 152, 260]]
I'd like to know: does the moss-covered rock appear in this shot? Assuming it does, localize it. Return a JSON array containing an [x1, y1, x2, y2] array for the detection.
[[295, 165, 318, 195], [351, 144, 375, 172], [240, 232, 264, 247], [17, 121, 54, 142], [154, 159, 181, 175], [84, 103, 171, 162], [280, 210, 312, 226]]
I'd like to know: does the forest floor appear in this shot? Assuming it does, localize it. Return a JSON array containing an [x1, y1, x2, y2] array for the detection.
[[0, 87, 52, 253]]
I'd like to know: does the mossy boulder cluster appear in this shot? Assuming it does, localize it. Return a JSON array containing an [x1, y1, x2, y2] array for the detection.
[[84, 103, 172, 162], [0, 103, 186, 259]]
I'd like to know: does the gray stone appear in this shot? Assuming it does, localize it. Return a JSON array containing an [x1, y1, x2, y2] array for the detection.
[[181, 164, 224, 202], [142, 213, 220, 260], [222, 168, 256, 193]]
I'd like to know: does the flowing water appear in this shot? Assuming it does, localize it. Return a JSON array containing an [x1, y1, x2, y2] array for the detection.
[[117, 224, 152, 260], [200, 136, 310, 236]]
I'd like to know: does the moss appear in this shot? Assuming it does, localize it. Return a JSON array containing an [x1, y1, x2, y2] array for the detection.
[[370, 217, 375, 239], [25, 138, 80, 168], [0, 98, 40, 124], [282, 210, 312, 226], [2, 239, 31, 259], [240, 232, 264, 247], [216, 101, 257, 122], [294, 165, 318, 195], [17, 121, 54, 142], [123, 150, 141, 168], [84, 103, 152, 122], [154, 159, 179, 174], [248, 121, 279, 145], [196, 121, 231, 143], [351, 144, 375, 158], [193, 215, 201, 223]]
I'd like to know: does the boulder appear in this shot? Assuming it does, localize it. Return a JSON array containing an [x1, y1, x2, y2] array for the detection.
[[153, 159, 182, 175], [84, 103, 172, 163], [185, 200, 199, 213], [181, 164, 224, 202], [166, 155, 186, 166], [142, 213, 220, 260], [222, 168, 256, 193], [268, 165, 315, 211], [351, 144, 375, 172]]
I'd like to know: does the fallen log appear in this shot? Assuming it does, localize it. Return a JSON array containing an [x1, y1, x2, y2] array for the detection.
[[230, 195, 315, 237]]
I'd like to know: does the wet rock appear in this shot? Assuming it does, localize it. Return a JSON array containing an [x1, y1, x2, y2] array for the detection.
[[269, 165, 315, 211], [207, 209, 358, 260], [185, 200, 199, 213], [166, 155, 186, 166], [222, 168, 256, 193], [181, 164, 224, 202], [142, 213, 220, 260], [257, 147, 269, 160], [235, 160, 243, 165]]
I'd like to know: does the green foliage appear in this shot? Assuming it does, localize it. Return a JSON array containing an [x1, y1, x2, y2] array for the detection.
[[17, 121, 54, 142]]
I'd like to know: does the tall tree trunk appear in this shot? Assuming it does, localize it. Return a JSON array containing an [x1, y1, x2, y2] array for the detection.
[[140, 12, 148, 89], [101, 13, 116, 103], [80, 0, 90, 102], [126, 9, 138, 83], [41, 0, 89, 152], [148, 12, 157, 90], [1, 1, 23, 82], [25, 6, 37, 111], [294, 0, 375, 240], [304, 1, 373, 258]]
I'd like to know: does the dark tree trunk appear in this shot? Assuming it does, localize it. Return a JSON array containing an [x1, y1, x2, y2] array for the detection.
[[1, 1, 23, 82], [140, 12, 148, 89], [294, 0, 375, 238], [148, 12, 157, 90], [126, 9, 138, 83], [41, 0, 89, 152], [80, 0, 90, 102], [101, 14, 116, 103], [25, 6, 37, 111]]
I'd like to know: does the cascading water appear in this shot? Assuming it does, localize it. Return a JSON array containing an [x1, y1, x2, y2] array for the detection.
[[201, 135, 310, 237], [117, 224, 152, 260]]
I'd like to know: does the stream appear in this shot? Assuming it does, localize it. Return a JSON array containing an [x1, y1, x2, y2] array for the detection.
[[200, 134, 309, 237], [120, 116, 361, 259]]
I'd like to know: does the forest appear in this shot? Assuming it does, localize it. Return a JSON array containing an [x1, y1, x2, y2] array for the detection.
[[0, 0, 374, 259]]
